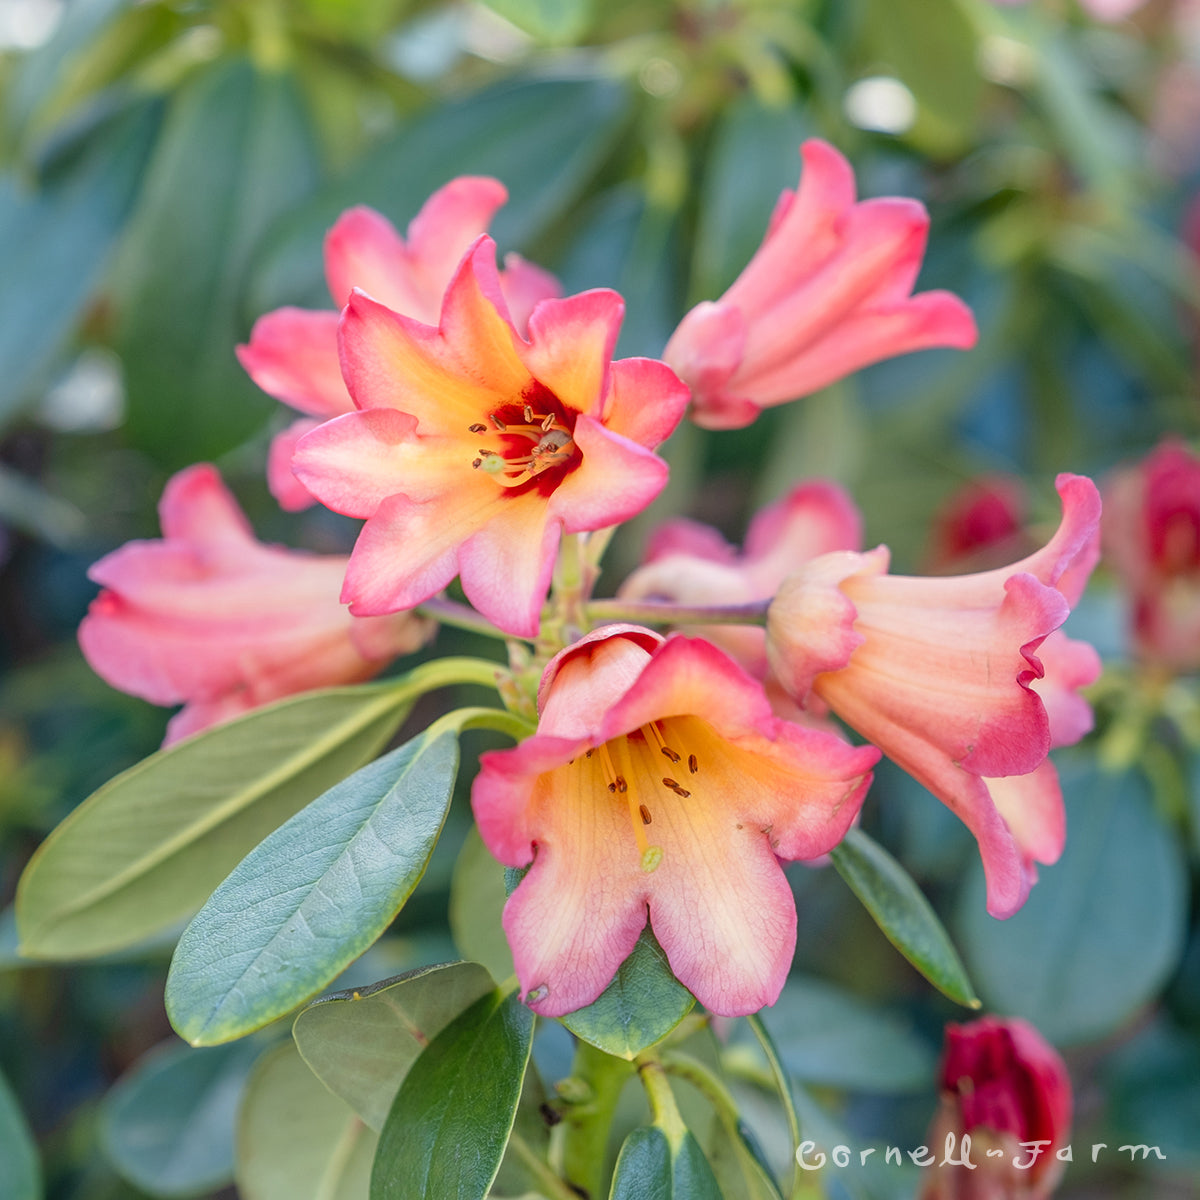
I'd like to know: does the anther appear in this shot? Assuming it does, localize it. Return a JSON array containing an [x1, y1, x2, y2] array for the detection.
[[607, 782, 616, 794], [472, 458, 482, 469], [523, 403, 535, 422], [490, 413, 507, 431], [615, 775, 627, 794], [688, 754, 698, 774], [639, 804, 652, 825], [541, 412, 556, 431], [662, 777, 679, 790], [468, 423, 487, 434], [660, 746, 681, 764]]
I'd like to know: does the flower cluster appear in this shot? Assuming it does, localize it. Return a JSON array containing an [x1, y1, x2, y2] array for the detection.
[[80, 143, 1103, 1018]]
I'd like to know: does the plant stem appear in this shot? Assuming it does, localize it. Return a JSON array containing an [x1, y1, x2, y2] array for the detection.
[[636, 1056, 687, 1150], [416, 596, 516, 640], [585, 598, 770, 627], [508, 1131, 581, 1200], [560, 1041, 636, 1199]]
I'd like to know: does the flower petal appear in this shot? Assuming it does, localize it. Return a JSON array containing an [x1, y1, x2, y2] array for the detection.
[[550, 415, 669, 533], [499, 251, 562, 336], [601, 357, 690, 449], [236, 309, 349, 419], [267, 418, 320, 512]]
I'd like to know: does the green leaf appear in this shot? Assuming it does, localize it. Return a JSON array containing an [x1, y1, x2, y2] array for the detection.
[[449, 825, 514, 983], [0, 1067, 41, 1200], [479, 0, 593, 43], [166, 728, 460, 1046], [691, 94, 811, 302], [761, 976, 934, 1092], [237, 1042, 377, 1200], [830, 826, 979, 1008], [704, 1115, 783, 1200], [100, 1038, 263, 1196], [957, 762, 1188, 1045], [609, 1126, 722, 1200], [250, 76, 629, 315], [862, 0, 982, 154], [0, 98, 161, 424], [370, 988, 533, 1200], [113, 56, 319, 467], [293, 962, 495, 1132], [16, 681, 417, 959], [561, 926, 695, 1061]]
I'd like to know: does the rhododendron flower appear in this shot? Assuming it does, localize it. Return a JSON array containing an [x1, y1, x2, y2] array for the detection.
[[1104, 438, 1200, 672], [294, 238, 690, 637], [920, 1016, 1072, 1200], [78, 465, 433, 745], [766, 474, 1102, 918], [664, 139, 978, 430], [472, 627, 878, 1017], [619, 480, 860, 689], [236, 177, 559, 510], [926, 475, 1031, 575]]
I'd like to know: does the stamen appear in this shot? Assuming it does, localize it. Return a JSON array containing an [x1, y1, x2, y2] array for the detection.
[[490, 413, 507, 431], [523, 403, 535, 422], [688, 754, 698, 774], [660, 746, 681, 764], [541, 412, 556, 431], [639, 804, 652, 825], [472, 458, 482, 469], [612, 736, 651, 860], [468, 423, 487, 434]]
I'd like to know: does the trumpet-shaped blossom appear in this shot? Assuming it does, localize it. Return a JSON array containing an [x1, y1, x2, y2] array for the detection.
[[472, 627, 878, 1017], [78, 465, 433, 745], [664, 140, 978, 430], [766, 474, 1102, 918], [920, 1016, 1072, 1200], [1104, 438, 1200, 672], [294, 238, 690, 637], [619, 480, 861, 687], [236, 177, 559, 509]]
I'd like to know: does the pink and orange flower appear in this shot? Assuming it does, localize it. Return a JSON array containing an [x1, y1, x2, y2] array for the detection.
[[472, 626, 879, 1017], [78, 465, 432, 745], [293, 238, 690, 638], [766, 474, 1102, 918], [237, 177, 559, 510], [664, 140, 978, 430], [1104, 438, 1200, 672]]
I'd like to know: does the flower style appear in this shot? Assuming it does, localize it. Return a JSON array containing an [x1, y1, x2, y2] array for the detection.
[[664, 139, 978, 430], [293, 237, 690, 637], [920, 1016, 1072, 1200], [766, 474, 1102, 918], [78, 465, 433, 745], [472, 627, 879, 1017], [1104, 438, 1200, 672], [236, 177, 560, 510], [618, 480, 861, 683]]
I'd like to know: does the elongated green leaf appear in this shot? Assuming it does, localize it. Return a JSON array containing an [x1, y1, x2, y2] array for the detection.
[[0, 1068, 41, 1200], [562, 926, 694, 1060], [166, 728, 460, 1046], [370, 989, 533, 1200], [449, 825, 514, 983], [957, 763, 1188, 1045], [295, 963, 495, 1132], [237, 1042, 376, 1200], [101, 1038, 263, 1196], [113, 56, 318, 466], [0, 97, 161, 423], [610, 1126, 722, 1200], [704, 1115, 783, 1200], [250, 76, 629, 314], [830, 827, 979, 1008], [16, 681, 416, 959]]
